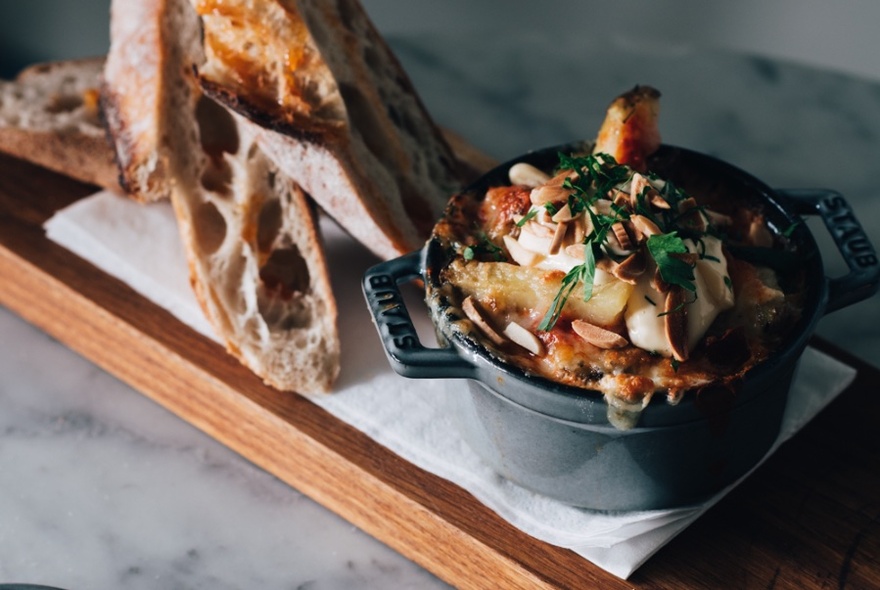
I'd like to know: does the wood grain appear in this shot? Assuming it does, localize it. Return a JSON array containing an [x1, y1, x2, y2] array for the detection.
[[1, 153, 879, 589]]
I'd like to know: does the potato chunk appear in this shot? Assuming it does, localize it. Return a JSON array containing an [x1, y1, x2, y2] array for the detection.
[[446, 260, 633, 327]]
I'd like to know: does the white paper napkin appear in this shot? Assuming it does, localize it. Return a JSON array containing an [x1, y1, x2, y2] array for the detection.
[[45, 191, 857, 580]]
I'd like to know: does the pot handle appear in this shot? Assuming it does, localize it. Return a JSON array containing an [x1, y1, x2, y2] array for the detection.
[[778, 188, 880, 314], [363, 251, 478, 379]]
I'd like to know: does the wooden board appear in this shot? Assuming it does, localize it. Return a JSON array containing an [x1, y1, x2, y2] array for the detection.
[[2, 153, 879, 589]]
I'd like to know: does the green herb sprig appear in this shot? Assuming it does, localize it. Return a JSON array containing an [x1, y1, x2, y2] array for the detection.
[[532, 152, 717, 331]]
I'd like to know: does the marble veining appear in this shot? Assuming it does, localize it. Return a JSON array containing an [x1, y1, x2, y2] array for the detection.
[[0, 310, 447, 589], [2, 25, 880, 589]]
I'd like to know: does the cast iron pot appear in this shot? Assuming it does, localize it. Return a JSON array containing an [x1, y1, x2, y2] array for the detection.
[[362, 142, 879, 511]]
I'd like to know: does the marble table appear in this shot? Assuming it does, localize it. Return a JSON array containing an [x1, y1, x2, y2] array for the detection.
[[2, 24, 879, 590]]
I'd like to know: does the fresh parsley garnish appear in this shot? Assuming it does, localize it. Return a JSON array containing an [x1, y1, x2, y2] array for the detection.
[[463, 234, 506, 262], [538, 243, 597, 331], [646, 232, 697, 292], [516, 208, 539, 227]]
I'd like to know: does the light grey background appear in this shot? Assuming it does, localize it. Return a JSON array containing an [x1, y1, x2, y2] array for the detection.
[[2, 0, 880, 83]]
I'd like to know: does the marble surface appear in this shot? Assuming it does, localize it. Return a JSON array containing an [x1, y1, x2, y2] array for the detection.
[[2, 17, 880, 590]]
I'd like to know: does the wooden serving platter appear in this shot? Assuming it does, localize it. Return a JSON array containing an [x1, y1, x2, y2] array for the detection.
[[2, 152, 879, 589]]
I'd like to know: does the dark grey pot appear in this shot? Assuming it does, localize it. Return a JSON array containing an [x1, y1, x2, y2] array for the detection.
[[363, 143, 879, 511]]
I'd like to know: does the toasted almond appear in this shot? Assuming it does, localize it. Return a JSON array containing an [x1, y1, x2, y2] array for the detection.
[[612, 250, 647, 284], [571, 319, 629, 349], [663, 288, 690, 362], [603, 228, 632, 257], [652, 266, 671, 293], [548, 168, 578, 186], [592, 199, 614, 216], [748, 218, 774, 248], [611, 188, 629, 207], [629, 172, 650, 207], [576, 213, 592, 243], [504, 321, 545, 355], [530, 184, 571, 206], [503, 235, 541, 267], [565, 243, 586, 260], [521, 220, 554, 238], [647, 191, 671, 210], [630, 214, 662, 237], [548, 220, 570, 255], [551, 203, 574, 223], [462, 296, 507, 346], [509, 162, 551, 187], [611, 222, 633, 251], [623, 219, 646, 246]]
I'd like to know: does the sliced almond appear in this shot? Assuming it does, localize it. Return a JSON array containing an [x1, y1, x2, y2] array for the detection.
[[611, 222, 633, 251], [530, 169, 577, 206], [503, 321, 545, 355], [571, 319, 629, 349], [663, 288, 690, 362], [551, 203, 574, 223], [624, 219, 645, 245], [611, 250, 647, 284], [502, 235, 541, 267], [647, 191, 671, 210], [530, 184, 570, 206], [509, 162, 551, 188], [652, 266, 671, 293], [548, 220, 570, 255], [748, 218, 774, 248], [611, 188, 629, 207], [630, 214, 662, 237], [521, 220, 554, 238], [592, 199, 614, 216], [548, 168, 578, 186], [575, 213, 592, 243], [565, 244, 586, 261], [462, 296, 507, 346], [629, 172, 650, 207], [603, 227, 633, 257]]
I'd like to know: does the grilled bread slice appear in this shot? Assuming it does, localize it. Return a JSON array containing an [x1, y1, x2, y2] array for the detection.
[[176, 101, 340, 393], [0, 57, 121, 192], [101, 0, 203, 202], [192, 0, 465, 260], [103, 0, 340, 393]]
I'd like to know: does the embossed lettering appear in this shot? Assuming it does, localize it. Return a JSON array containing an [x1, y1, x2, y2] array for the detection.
[[369, 274, 393, 289]]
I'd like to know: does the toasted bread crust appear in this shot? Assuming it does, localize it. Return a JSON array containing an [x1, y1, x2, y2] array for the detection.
[[194, 0, 464, 259], [0, 57, 121, 192]]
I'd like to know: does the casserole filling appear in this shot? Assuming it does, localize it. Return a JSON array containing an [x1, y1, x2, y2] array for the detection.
[[428, 149, 804, 429]]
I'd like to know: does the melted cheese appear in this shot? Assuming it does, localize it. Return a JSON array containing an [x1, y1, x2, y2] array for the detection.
[[625, 236, 734, 356], [507, 204, 735, 357]]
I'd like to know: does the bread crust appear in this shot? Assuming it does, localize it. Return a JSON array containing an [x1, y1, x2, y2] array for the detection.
[[0, 57, 121, 192], [193, 0, 465, 259], [104, 0, 340, 393]]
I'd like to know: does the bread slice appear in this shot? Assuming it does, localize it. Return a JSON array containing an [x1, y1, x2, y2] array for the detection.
[[0, 57, 121, 192], [192, 0, 465, 259], [176, 102, 340, 393], [101, 0, 204, 202], [103, 0, 340, 393]]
